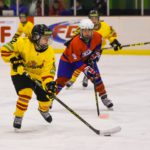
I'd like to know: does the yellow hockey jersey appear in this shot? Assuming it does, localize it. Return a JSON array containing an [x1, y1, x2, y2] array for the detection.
[[1, 37, 56, 86], [13, 21, 34, 39], [96, 21, 117, 48]]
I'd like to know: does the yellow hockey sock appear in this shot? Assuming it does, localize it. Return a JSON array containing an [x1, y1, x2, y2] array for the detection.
[[70, 69, 81, 82], [14, 88, 32, 117], [38, 100, 52, 112]]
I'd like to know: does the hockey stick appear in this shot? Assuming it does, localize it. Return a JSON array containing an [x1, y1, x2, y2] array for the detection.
[[93, 82, 100, 116], [102, 41, 150, 50], [25, 74, 121, 136], [91, 61, 100, 116], [52, 96, 121, 136]]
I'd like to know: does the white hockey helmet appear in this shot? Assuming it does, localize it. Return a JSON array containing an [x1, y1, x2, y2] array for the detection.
[[79, 18, 94, 30]]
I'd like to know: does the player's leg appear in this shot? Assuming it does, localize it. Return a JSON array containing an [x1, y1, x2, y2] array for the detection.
[[90, 63, 113, 108], [11, 74, 33, 129], [66, 69, 82, 88], [34, 86, 52, 123], [56, 59, 74, 94]]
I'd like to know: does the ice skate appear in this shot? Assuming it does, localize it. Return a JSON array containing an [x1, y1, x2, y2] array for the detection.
[[82, 76, 88, 87], [13, 116, 23, 129], [39, 110, 52, 123], [66, 80, 74, 88], [101, 95, 113, 108]]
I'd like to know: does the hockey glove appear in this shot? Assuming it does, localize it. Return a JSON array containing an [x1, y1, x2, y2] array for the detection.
[[83, 66, 99, 81], [90, 51, 101, 62], [45, 81, 57, 98], [10, 56, 24, 75], [110, 39, 122, 51]]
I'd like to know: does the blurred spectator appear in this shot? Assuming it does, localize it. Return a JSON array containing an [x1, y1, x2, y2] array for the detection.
[[29, 0, 49, 16], [29, 0, 37, 16], [0, 0, 9, 16], [93, 0, 107, 15], [49, 0, 65, 16], [82, 0, 95, 15], [36, 0, 42, 16], [10, 0, 28, 16], [44, 0, 49, 15], [70, 0, 86, 16]]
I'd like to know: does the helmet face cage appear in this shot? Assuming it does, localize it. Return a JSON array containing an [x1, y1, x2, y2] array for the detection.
[[79, 19, 94, 43], [31, 24, 52, 52]]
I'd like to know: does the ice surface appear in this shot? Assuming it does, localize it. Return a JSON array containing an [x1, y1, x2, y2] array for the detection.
[[0, 54, 150, 150]]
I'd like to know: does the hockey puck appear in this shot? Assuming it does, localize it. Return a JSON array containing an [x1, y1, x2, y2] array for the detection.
[[104, 134, 111, 136]]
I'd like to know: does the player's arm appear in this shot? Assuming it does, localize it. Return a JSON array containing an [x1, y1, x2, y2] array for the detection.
[[12, 25, 22, 39], [66, 57, 98, 83], [107, 26, 117, 43], [1, 38, 24, 75], [12, 33, 20, 40], [28, 22, 34, 38], [89, 44, 102, 62], [24, 22, 34, 38], [73, 60, 98, 82], [12, 23, 23, 40], [73, 27, 80, 36], [86, 33, 102, 63], [1, 39, 20, 63], [41, 50, 56, 97], [107, 26, 122, 51]]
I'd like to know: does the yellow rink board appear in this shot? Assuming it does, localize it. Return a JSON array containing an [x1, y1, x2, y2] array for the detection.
[[54, 49, 150, 55]]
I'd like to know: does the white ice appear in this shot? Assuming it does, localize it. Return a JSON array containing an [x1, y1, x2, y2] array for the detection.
[[0, 54, 150, 150]]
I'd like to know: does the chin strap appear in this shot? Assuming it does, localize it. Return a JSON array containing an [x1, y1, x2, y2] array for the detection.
[[35, 43, 48, 52]]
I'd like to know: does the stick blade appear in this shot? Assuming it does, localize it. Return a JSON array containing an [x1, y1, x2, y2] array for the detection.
[[100, 126, 121, 136]]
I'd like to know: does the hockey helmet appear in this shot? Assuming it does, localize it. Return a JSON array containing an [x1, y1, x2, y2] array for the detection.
[[88, 10, 99, 18], [79, 19, 94, 43], [79, 18, 94, 30], [32, 24, 52, 41], [31, 24, 52, 52]]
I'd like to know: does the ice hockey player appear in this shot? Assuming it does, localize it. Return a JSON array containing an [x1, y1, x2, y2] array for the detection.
[[55, 18, 113, 109], [0, 24, 56, 129], [66, 10, 122, 88], [12, 13, 34, 40]]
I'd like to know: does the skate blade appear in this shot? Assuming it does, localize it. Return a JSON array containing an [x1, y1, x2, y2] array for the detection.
[[14, 128, 21, 133]]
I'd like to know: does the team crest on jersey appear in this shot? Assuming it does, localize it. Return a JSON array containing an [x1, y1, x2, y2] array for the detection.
[[82, 49, 92, 58], [26, 60, 44, 69]]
